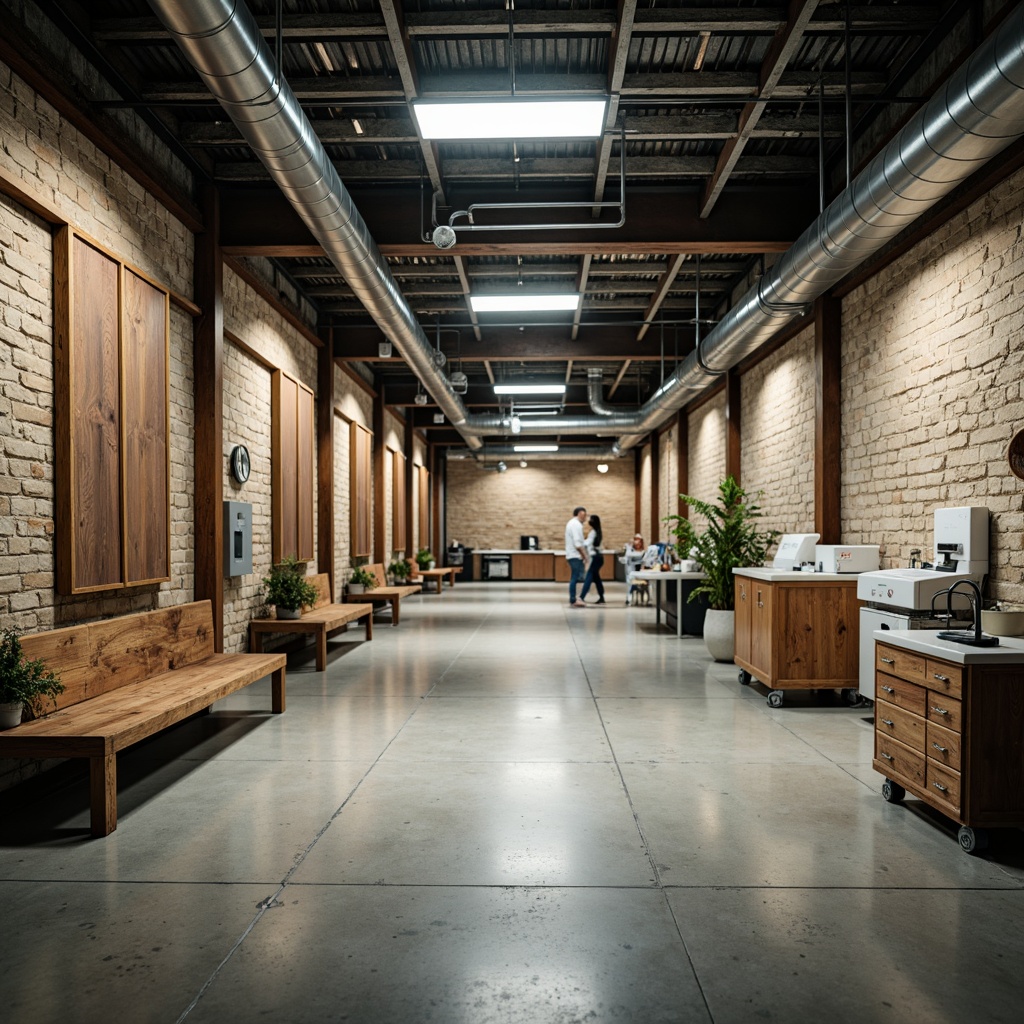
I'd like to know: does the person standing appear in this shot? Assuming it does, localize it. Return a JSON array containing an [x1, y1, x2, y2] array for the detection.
[[580, 514, 606, 604], [564, 506, 589, 608]]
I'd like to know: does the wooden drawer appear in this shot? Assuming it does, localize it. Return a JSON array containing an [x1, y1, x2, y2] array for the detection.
[[925, 659, 962, 699], [926, 692, 962, 732], [875, 699, 925, 752], [876, 644, 927, 684], [875, 673, 927, 715], [926, 760, 962, 816], [926, 721, 962, 771], [876, 734, 925, 790]]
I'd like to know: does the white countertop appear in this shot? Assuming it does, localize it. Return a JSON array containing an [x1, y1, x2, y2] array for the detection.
[[632, 570, 705, 581], [873, 629, 1024, 664], [733, 567, 856, 583]]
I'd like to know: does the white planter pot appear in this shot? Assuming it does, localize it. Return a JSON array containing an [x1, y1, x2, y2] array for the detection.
[[703, 609, 735, 662], [276, 606, 302, 620], [349, 583, 365, 595], [428, 561, 436, 570], [0, 701, 24, 730]]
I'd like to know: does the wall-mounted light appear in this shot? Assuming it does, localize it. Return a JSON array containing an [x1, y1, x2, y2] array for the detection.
[[412, 98, 607, 140], [493, 383, 566, 395], [472, 294, 580, 313], [519, 460, 528, 468], [378, 341, 392, 357], [597, 463, 609, 474]]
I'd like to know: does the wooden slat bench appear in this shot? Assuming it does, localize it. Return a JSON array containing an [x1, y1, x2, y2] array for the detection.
[[411, 565, 460, 593], [342, 563, 421, 625], [249, 572, 373, 669], [0, 601, 286, 837]]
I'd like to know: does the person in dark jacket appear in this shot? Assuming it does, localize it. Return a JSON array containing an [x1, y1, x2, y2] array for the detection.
[[580, 514, 606, 604]]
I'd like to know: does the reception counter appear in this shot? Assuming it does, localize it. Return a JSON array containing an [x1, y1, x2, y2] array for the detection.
[[471, 550, 618, 582]]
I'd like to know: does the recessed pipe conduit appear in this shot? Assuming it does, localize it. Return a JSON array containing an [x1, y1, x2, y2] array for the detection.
[[150, 1, 1024, 455]]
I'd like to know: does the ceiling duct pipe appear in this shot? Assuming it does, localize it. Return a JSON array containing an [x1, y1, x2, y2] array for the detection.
[[606, 8, 1024, 451], [146, 0, 482, 450], [586, 368, 618, 416], [459, 445, 621, 461]]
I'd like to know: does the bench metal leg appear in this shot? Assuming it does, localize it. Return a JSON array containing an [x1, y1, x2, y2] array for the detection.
[[90, 752, 117, 837], [271, 666, 286, 713]]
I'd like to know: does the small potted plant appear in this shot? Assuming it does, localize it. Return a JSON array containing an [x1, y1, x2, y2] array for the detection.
[[388, 558, 414, 584], [415, 548, 435, 571], [262, 555, 318, 619], [348, 566, 377, 595], [0, 626, 65, 729]]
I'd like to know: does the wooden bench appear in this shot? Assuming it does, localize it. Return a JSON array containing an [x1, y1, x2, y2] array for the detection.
[[249, 573, 373, 669], [0, 601, 286, 837], [342, 563, 421, 625], [411, 565, 460, 593]]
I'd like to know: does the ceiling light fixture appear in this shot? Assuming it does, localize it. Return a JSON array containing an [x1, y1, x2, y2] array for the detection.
[[493, 383, 566, 395], [513, 445, 559, 452], [597, 463, 609, 474], [351, 118, 364, 135], [510, 415, 522, 434], [412, 99, 607, 140], [471, 294, 580, 313]]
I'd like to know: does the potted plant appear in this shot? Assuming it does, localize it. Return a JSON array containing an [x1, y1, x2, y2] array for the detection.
[[388, 558, 414, 584], [262, 555, 318, 619], [348, 566, 377, 595], [415, 548, 435, 571], [664, 476, 778, 662], [0, 627, 65, 729]]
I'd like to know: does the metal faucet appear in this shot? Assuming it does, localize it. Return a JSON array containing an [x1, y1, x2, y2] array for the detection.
[[933, 579, 998, 646]]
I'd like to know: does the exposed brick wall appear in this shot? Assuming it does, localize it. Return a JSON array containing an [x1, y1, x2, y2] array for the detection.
[[446, 458, 635, 554], [841, 166, 1024, 601], [740, 326, 817, 538], [687, 393, 727, 530], [657, 424, 679, 530], [638, 447, 651, 541]]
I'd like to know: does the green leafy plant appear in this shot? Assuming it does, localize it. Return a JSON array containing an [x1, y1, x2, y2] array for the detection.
[[348, 566, 377, 589], [262, 556, 318, 611], [388, 558, 414, 581], [0, 627, 65, 719], [663, 476, 779, 611], [415, 548, 435, 569]]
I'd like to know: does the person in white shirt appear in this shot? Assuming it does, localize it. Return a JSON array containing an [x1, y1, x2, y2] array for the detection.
[[564, 506, 589, 607]]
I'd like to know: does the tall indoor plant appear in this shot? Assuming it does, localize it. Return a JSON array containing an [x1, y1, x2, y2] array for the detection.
[[664, 476, 778, 662]]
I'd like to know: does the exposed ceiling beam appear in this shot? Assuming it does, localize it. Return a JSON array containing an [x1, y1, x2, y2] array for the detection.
[[452, 255, 481, 341], [594, 0, 638, 210], [572, 254, 593, 341], [636, 254, 688, 341]]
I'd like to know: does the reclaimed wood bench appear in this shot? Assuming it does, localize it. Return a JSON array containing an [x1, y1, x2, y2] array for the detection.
[[411, 565, 460, 593], [0, 601, 286, 837], [249, 572, 373, 669], [343, 563, 421, 625]]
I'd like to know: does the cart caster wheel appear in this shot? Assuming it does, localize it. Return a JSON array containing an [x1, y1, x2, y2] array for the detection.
[[881, 779, 905, 803], [841, 688, 860, 707], [767, 690, 784, 708], [738, 670, 752, 686], [958, 825, 989, 855]]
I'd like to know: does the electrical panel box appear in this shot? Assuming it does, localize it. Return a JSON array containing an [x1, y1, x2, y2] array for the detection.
[[224, 501, 253, 577]]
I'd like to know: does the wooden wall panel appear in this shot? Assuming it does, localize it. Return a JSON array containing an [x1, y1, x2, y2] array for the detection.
[[418, 465, 429, 551], [351, 422, 372, 558], [297, 383, 314, 561], [122, 268, 170, 584], [392, 450, 406, 555]]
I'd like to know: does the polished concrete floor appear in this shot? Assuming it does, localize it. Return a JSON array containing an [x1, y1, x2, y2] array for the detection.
[[2, 581, 1024, 1023]]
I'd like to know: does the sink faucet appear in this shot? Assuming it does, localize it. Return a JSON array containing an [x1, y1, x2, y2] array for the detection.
[[932, 579, 995, 645]]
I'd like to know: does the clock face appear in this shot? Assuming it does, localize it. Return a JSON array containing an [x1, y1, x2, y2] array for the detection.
[[231, 444, 250, 484]]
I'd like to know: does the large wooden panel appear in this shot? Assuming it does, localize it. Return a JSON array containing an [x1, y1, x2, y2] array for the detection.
[[297, 382, 314, 561], [350, 422, 372, 558], [70, 235, 123, 591], [272, 371, 298, 562], [122, 268, 170, 584], [418, 465, 429, 548], [392, 450, 406, 553]]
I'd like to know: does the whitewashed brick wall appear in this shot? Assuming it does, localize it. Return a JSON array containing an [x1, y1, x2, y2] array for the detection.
[[638, 447, 651, 541], [740, 326, 817, 538], [687, 394, 727, 529]]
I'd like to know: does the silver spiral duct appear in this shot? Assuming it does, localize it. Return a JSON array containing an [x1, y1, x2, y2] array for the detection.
[[150, 1, 1024, 454], [147, 0, 482, 450]]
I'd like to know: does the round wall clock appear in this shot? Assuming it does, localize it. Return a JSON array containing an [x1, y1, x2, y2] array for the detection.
[[230, 444, 251, 484]]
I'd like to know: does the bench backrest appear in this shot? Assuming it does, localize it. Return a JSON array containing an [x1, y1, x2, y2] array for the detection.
[[365, 563, 388, 588], [308, 572, 332, 609], [19, 601, 216, 712]]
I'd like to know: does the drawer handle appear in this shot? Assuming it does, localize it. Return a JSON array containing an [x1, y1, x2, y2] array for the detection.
[[881, 718, 894, 727], [932, 781, 947, 793], [880, 685, 895, 694], [880, 657, 895, 665], [931, 706, 949, 716], [880, 752, 893, 761], [933, 673, 950, 683], [932, 742, 947, 753]]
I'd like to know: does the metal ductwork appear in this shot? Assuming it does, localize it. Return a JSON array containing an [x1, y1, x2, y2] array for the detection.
[[457, 445, 620, 462], [146, 0, 482, 451], [150, 1, 1024, 453]]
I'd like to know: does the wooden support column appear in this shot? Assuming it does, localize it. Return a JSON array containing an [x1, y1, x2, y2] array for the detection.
[[634, 447, 642, 533], [649, 431, 660, 541], [815, 294, 842, 543], [317, 330, 335, 593], [725, 368, 741, 484], [404, 415, 415, 555], [431, 444, 444, 558], [373, 381, 386, 562], [676, 409, 689, 514], [193, 184, 224, 651]]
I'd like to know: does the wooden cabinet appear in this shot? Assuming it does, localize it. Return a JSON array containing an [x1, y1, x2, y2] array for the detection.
[[733, 573, 861, 706], [873, 639, 1024, 852], [511, 553, 555, 579]]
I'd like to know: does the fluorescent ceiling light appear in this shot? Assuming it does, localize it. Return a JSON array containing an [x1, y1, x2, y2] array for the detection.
[[493, 383, 566, 395], [471, 294, 580, 313], [413, 99, 607, 140], [514, 445, 559, 452]]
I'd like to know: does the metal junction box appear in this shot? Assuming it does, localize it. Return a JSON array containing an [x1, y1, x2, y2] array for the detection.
[[224, 501, 253, 577]]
